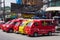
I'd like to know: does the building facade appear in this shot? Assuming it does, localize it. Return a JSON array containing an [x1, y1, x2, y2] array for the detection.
[[15, 0, 44, 18], [22, 0, 43, 6], [42, 0, 60, 10], [49, 0, 60, 7], [45, 0, 60, 19], [42, 0, 49, 10]]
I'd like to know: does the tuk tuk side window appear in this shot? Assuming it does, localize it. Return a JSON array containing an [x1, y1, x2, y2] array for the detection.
[[34, 22, 39, 26], [27, 22, 33, 27], [20, 22, 25, 26], [42, 21, 53, 26], [5, 21, 11, 24], [13, 22, 17, 25], [15, 22, 20, 26]]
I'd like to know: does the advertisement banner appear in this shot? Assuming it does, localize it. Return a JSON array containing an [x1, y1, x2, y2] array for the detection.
[[16, 0, 22, 4]]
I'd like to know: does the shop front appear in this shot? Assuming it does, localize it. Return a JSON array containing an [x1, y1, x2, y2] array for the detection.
[[46, 7, 60, 25], [21, 13, 34, 19]]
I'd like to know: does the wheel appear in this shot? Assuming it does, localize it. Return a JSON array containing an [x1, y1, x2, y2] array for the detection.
[[27, 35, 32, 37], [48, 32, 52, 36], [9, 29, 13, 33], [34, 33, 38, 37], [3, 30, 5, 32]]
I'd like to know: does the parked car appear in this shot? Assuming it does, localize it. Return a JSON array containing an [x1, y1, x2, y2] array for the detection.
[[1, 21, 11, 32], [5, 19, 22, 33], [13, 20, 22, 34], [19, 19, 33, 34], [0, 21, 5, 29], [24, 19, 55, 37]]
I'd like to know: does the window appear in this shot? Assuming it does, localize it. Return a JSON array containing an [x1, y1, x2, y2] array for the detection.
[[5, 21, 11, 24], [34, 22, 39, 26], [49, 2, 56, 7], [10, 22, 17, 25], [20, 22, 25, 26], [42, 21, 47, 26], [15, 22, 20, 26], [49, 0, 60, 6], [26, 23, 28, 25], [27, 22, 33, 27], [13, 22, 17, 25], [42, 21, 53, 26], [46, 21, 53, 25], [56, 1, 60, 6]]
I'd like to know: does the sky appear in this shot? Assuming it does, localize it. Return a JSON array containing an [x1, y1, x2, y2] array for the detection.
[[5, 0, 16, 6]]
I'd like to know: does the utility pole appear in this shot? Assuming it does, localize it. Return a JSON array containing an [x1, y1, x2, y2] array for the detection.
[[0, 0, 1, 11], [3, 0, 5, 21]]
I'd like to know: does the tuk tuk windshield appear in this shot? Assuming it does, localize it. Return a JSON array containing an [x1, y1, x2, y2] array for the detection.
[[42, 21, 54, 26], [9, 22, 14, 24], [9, 22, 17, 25], [5, 21, 11, 24], [15, 22, 20, 26], [27, 22, 33, 27], [20, 22, 25, 26]]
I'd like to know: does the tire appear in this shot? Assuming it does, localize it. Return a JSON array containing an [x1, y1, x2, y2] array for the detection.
[[34, 33, 38, 37], [3, 30, 5, 32], [48, 32, 52, 36], [8, 29, 13, 33]]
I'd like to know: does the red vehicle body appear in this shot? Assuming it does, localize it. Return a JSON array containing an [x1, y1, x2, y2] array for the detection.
[[1, 21, 11, 31], [13, 21, 22, 33], [13, 19, 28, 33], [0, 24, 2, 29], [5, 19, 22, 32], [24, 19, 55, 37], [0, 21, 5, 29], [0, 23, 5, 29]]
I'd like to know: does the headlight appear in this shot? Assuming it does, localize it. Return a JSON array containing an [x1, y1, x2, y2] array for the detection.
[[3, 25, 5, 27], [7, 25, 9, 27]]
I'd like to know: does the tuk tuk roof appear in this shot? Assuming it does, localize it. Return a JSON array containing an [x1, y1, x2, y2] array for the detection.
[[46, 7, 60, 11]]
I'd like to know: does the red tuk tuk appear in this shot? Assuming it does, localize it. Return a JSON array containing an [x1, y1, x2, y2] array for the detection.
[[24, 19, 55, 37]]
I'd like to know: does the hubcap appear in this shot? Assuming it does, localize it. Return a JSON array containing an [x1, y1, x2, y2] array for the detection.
[[10, 29, 13, 32], [49, 32, 52, 36], [34, 33, 38, 37]]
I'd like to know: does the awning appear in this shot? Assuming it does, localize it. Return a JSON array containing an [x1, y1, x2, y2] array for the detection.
[[46, 7, 60, 11], [53, 16, 60, 18]]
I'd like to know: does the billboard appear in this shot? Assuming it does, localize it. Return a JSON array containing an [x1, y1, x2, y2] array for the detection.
[[16, 0, 22, 4], [11, 3, 23, 13]]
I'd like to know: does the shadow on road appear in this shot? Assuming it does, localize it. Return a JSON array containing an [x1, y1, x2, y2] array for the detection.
[[28, 34, 60, 38]]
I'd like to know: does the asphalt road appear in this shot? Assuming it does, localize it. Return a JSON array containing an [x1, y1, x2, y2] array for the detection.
[[0, 29, 60, 40]]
